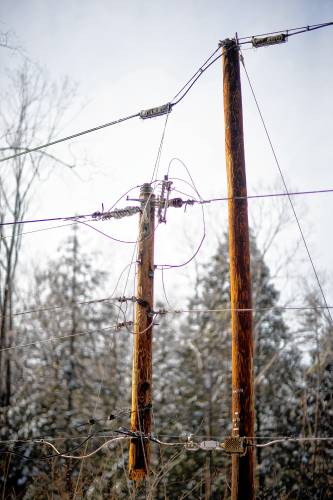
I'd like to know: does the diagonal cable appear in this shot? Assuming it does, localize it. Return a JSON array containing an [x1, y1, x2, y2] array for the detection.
[[240, 51, 333, 325]]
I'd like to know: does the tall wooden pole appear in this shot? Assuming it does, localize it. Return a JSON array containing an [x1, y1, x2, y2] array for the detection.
[[129, 183, 155, 482], [222, 39, 255, 499]]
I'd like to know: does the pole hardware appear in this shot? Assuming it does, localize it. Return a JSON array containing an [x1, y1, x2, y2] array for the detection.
[[252, 33, 288, 48], [140, 102, 172, 119]]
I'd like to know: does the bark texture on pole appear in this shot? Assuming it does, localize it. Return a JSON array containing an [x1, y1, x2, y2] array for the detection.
[[222, 39, 255, 500], [129, 183, 155, 482]]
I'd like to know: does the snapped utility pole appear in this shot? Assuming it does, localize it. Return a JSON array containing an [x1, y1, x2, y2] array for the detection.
[[129, 183, 155, 482], [222, 38, 255, 499]]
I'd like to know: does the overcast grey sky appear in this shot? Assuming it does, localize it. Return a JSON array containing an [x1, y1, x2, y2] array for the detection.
[[1, 0, 333, 307]]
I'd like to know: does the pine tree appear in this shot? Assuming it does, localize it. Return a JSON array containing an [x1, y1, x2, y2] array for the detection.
[[295, 292, 333, 499], [154, 233, 303, 498], [3, 228, 132, 497]]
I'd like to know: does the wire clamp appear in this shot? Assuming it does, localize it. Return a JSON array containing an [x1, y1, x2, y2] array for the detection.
[[252, 33, 288, 48], [185, 437, 200, 451], [140, 103, 172, 120], [115, 321, 133, 330], [199, 440, 220, 451], [221, 437, 247, 455], [157, 175, 173, 223]]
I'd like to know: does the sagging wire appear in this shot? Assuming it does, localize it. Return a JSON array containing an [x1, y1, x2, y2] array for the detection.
[[2, 432, 331, 462], [0, 435, 131, 461]]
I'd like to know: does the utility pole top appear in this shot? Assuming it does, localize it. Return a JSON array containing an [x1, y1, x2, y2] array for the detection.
[[219, 38, 237, 49], [140, 183, 153, 195]]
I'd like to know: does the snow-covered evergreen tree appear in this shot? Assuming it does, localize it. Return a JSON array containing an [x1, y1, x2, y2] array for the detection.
[[4, 228, 132, 496]]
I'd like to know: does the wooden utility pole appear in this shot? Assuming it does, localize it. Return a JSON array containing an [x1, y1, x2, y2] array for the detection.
[[129, 183, 155, 482], [222, 39, 255, 499]]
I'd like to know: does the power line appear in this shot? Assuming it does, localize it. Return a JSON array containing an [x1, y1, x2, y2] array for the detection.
[[171, 47, 221, 103], [157, 305, 333, 315], [0, 434, 130, 461], [0, 295, 136, 319], [240, 52, 333, 328], [150, 108, 171, 183], [251, 436, 333, 448], [3, 298, 332, 326], [0, 322, 133, 353], [3, 184, 333, 229], [0, 46, 223, 165], [199, 187, 333, 204], [0, 431, 183, 462], [0, 112, 140, 163], [0, 213, 89, 227], [237, 21, 333, 44], [2, 432, 331, 462], [171, 53, 222, 106], [0, 204, 141, 228], [0, 222, 77, 240], [39, 436, 131, 460]]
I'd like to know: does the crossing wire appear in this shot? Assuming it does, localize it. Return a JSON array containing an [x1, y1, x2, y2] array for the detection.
[[2, 186, 333, 228]]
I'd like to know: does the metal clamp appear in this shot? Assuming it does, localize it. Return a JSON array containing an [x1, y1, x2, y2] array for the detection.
[[140, 103, 172, 119], [221, 437, 247, 455]]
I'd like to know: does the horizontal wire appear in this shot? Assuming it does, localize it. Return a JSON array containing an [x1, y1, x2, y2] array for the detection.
[[1, 186, 332, 229], [0, 313, 157, 353], [0, 222, 77, 240], [252, 437, 333, 448], [198, 187, 333, 204], [1, 295, 133, 319], [0, 213, 91, 227], [0, 432, 183, 461], [0, 406, 152, 449], [3, 434, 330, 461], [0, 434, 123, 445], [0, 322, 132, 353], [158, 305, 333, 314], [237, 21, 333, 43]]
